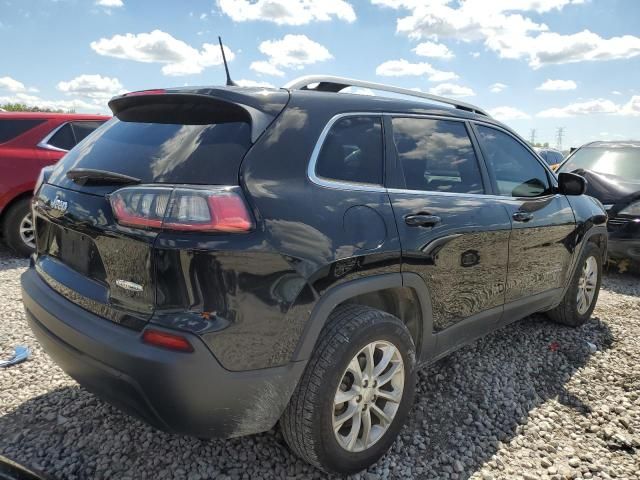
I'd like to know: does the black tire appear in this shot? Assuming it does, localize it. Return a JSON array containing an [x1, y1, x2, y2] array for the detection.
[[2, 197, 35, 257], [280, 304, 417, 475], [547, 243, 602, 327]]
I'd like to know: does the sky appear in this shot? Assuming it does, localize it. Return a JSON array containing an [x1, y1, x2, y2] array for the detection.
[[1, 0, 639, 149]]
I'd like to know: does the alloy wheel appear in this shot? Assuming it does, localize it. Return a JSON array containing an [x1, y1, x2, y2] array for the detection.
[[576, 255, 598, 315], [333, 340, 404, 452], [19, 213, 35, 250]]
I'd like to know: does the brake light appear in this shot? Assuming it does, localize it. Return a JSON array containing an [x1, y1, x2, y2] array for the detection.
[[125, 89, 167, 97], [109, 186, 254, 233], [142, 329, 193, 352]]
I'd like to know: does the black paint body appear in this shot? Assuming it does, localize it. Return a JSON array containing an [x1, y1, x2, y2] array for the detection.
[[22, 86, 608, 438]]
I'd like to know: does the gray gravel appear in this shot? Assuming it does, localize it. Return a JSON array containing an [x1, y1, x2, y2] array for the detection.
[[1, 244, 638, 480]]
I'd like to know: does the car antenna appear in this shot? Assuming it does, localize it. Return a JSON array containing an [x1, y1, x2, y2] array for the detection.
[[218, 36, 237, 86]]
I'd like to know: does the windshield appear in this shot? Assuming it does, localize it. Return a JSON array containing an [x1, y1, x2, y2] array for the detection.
[[560, 146, 640, 179]]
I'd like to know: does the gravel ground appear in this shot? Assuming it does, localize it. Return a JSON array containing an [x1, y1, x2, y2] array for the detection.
[[0, 244, 638, 480]]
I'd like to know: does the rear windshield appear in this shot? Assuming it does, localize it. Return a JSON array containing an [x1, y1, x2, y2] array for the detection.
[[0, 119, 45, 143], [560, 146, 640, 179], [50, 117, 252, 185]]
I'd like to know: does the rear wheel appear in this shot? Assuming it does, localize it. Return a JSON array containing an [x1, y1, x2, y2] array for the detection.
[[280, 304, 416, 474], [547, 243, 602, 327], [2, 197, 35, 257]]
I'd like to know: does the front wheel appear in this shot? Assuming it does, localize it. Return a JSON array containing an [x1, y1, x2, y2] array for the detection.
[[280, 304, 416, 474], [547, 243, 602, 327]]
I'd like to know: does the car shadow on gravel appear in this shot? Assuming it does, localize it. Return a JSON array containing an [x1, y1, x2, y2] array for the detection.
[[401, 314, 615, 479], [0, 313, 614, 480]]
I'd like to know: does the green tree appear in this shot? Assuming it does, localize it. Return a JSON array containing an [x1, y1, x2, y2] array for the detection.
[[0, 102, 74, 113]]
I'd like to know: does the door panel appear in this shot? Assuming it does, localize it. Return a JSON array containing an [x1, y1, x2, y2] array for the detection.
[[500, 195, 576, 302], [472, 123, 576, 304], [387, 116, 510, 333], [390, 193, 511, 331]]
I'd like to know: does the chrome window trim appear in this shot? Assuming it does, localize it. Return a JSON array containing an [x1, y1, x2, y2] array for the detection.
[[307, 111, 559, 201], [307, 112, 387, 193], [37, 121, 71, 153], [385, 187, 507, 200], [308, 111, 498, 197]]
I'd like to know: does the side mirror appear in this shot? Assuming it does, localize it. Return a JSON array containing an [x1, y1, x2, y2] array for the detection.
[[557, 172, 587, 196]]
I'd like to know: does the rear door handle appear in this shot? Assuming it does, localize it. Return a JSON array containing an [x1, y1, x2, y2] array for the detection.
[[512, 211, 534, 222], [405, 214, 441, 227]]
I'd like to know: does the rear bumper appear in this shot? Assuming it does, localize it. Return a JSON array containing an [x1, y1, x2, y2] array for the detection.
[[21, 267, 305, 439]]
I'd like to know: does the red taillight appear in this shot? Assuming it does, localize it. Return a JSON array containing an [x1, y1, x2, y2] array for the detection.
[[142, 329, 193, 352], [109, 186, 254, 233], [125, 89, 167, 97]]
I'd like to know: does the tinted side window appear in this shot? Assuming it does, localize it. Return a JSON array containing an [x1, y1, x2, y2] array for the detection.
[[0, 119, 45, 143], [71, 121, 104, 143], [476, 125, 551, 197], [47, 123, 75, 151], [392, 117, 484, 194], [316, 116, 383, 185]]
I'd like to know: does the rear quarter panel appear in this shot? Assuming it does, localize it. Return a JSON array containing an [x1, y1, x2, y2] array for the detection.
[[157, 94, 402, 371]]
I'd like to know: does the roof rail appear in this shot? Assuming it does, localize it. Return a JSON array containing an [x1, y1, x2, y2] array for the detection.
[[284, 75, 490, 117]]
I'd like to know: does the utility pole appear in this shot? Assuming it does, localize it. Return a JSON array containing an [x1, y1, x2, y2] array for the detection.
[[556, 127, 565, 151], [530, 129, 536, 145]]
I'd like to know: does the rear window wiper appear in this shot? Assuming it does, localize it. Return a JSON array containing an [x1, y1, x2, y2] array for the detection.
[[66, 168, 141, 186]]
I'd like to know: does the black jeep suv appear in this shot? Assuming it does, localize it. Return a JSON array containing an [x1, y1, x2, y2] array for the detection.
[[21, 76, 607, 474]]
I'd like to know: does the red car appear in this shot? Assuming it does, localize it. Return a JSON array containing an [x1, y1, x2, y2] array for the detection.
[[1, 112, 109, 255]]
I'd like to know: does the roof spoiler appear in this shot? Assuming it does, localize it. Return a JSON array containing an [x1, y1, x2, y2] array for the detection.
[[108, 91, 277, 143], [285, 75, 490, 117]]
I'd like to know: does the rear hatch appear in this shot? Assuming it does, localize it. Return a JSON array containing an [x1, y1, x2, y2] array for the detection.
[[34, 88, 288, 329]]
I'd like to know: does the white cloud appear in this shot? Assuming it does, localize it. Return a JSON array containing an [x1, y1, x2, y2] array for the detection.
[[250, 34, 332, 77], [620, 96, 640, 116], [611, 90, 622, 95], [0, 76, 27, 92], [489, 106, 530, 120], [488, 30, 640, 68], [90, 30, 235, 76], [218, 0, 356, 25], [96, 0, 123, 7], [429, 83, 475, 98], [373, 0, 585, 12], [236, 79, 276, 88], [250, 61, 285, 77], [536, 95, 640, 117], [372, 0, 640, 69], [413, 41, 454, 59], [537, 98, 620, 117], [375, 59, 458, 81], [388, 1, 549, 42], [57, 74, 125, 100], [490, 82, 507, 93], [536, 79, 577, 91]]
